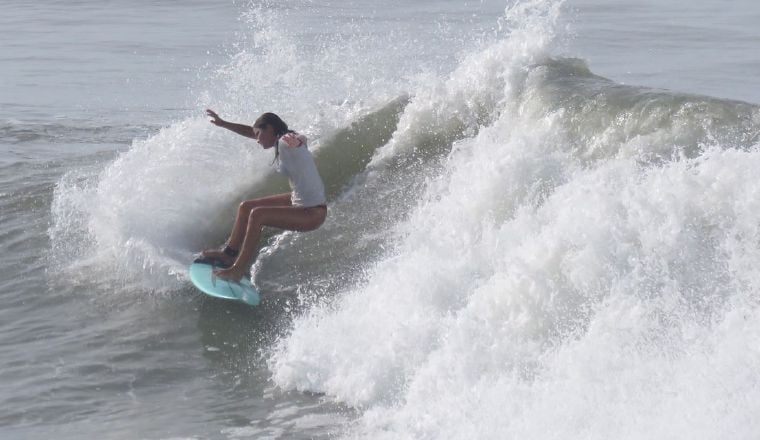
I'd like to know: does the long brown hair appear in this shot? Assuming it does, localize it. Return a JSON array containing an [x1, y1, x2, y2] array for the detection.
[[254, 112, 294, 163]]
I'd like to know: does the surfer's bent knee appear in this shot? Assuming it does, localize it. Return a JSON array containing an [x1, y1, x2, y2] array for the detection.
[[248, 207, 264, 224], [302, 205, 327, 231], [239, 200, 257, 212]]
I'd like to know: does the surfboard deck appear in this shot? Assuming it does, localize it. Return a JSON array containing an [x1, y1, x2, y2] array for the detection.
[[188, 262, 261, 306]]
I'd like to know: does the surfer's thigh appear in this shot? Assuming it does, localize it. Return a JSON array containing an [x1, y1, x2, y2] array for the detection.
[[250, 206, 327, 232], [240, 193, 292, 211]]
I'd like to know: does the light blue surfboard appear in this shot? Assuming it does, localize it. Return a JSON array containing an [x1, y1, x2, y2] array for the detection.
[[188, 262, 261, 306]]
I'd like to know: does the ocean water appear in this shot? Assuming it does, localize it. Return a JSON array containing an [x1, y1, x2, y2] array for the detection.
[[2, 0, 760, 438]]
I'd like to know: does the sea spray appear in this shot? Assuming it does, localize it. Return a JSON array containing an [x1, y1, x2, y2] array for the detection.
[[49, 119, 266, 290], [369, 0, 565, 168]]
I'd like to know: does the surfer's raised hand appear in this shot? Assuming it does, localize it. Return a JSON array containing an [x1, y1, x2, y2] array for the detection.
[[282, 132, 307, 148], [206, 110, 259, 139], [206, 109, 225, 126]]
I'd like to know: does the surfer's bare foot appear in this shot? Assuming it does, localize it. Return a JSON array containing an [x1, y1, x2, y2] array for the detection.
[[200, 249, 235, 265], [213, 265, 248, 283]]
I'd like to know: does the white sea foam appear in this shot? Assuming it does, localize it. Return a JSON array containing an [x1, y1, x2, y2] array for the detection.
[[270, 1, 760, 438]]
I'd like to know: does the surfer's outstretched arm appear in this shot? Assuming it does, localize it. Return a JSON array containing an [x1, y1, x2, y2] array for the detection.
[[206, 109, 255, 139]]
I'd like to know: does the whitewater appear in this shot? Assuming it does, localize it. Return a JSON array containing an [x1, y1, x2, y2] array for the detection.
[[269, 1, 760, 439], [2, 0, 760, 438]]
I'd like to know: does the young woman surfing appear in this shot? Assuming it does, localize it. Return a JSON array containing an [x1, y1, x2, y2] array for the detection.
[[197, 109, 327, 282]]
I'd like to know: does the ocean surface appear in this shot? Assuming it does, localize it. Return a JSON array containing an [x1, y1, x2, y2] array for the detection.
[[2, 0, 760, 438]]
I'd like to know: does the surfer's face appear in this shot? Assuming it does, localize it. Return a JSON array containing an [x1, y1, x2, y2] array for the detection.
[[253, 124, 277, 148]]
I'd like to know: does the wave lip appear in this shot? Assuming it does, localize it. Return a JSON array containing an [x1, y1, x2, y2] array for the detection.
[[517, 57, 760, 162]]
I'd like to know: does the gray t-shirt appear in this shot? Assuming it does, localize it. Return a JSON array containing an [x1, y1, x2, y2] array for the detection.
[[274, 138, 326, 207]]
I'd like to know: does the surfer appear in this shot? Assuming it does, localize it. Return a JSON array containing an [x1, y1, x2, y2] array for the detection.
[[197, 109, 327, 282]]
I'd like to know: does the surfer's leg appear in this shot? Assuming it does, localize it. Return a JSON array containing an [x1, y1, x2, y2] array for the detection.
[[226, 193, 293, 249], [201, 193, 291, 262], [214, 205, 327, 281]]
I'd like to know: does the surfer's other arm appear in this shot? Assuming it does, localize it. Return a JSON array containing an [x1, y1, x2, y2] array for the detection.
[[206, 109, 255, 139]]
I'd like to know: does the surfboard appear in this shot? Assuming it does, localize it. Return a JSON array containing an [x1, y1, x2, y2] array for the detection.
[[188, 262, 261, 306]]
